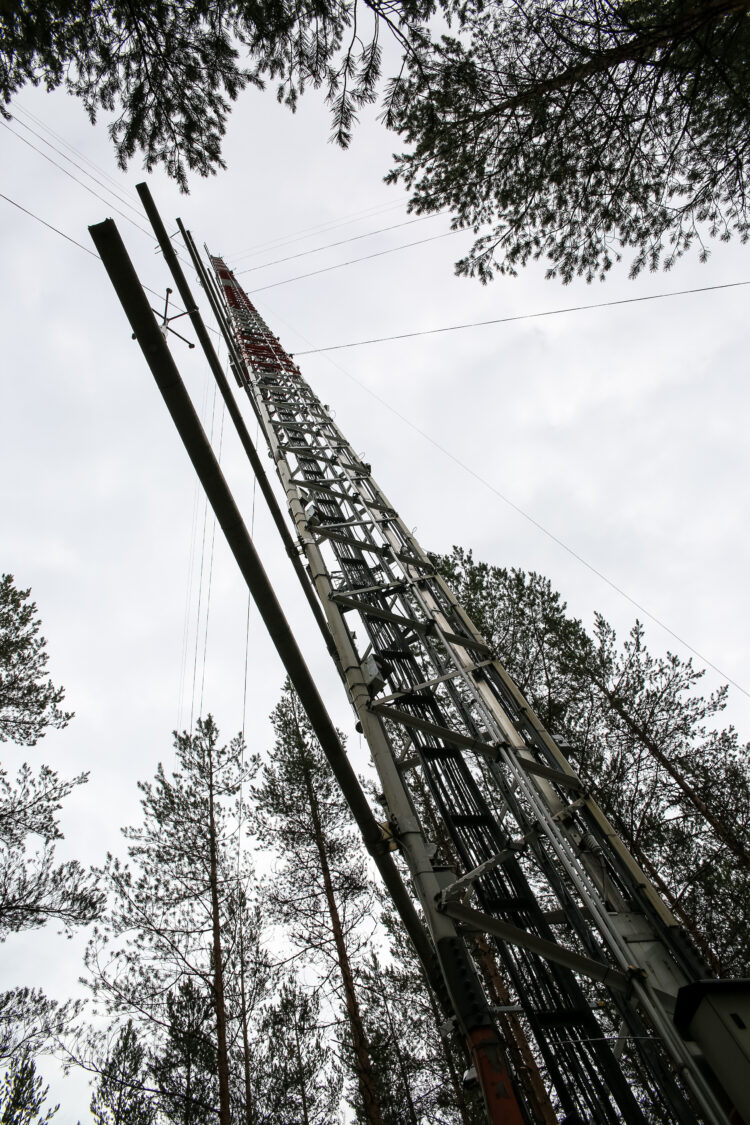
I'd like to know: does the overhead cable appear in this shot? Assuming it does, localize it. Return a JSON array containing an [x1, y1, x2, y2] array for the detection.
[[0, 190, 99, 258], [236, 210, 448, 274], [251, 227, 462, 292], [6, 176, 745, 695], [10, 112, 145, 219], [0, 188, 204, 328], [295, 280, 750, 353], [1, 119, 192, 270], [231, 198, 406, 260], [12, 102, 140, 203], [262, 297, 750, 699], [1, 121, 157, 240]]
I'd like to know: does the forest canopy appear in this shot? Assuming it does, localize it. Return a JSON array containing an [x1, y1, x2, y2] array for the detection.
[[2, 0, 749, 279]]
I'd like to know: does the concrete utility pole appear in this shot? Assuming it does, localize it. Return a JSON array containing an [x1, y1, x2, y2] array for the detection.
[[91, 199, 750, 1125]]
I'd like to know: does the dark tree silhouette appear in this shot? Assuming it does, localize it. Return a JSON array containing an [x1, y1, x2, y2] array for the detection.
[[387, 0, 750, 281]]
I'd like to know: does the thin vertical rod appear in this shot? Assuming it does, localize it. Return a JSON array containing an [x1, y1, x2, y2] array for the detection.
[[134, 183, 336, 661]]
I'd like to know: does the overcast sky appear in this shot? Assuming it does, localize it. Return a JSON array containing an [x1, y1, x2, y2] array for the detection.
[[2, 64, 750, 1116]]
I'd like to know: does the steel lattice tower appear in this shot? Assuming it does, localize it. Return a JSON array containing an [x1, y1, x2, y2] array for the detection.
[[90, 204, 750, 1125], [201, 256, 740, 1125]]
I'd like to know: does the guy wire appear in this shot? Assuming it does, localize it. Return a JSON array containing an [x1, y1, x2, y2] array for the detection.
[[189, 377, 219, 732], [177, 358, 214, 731]]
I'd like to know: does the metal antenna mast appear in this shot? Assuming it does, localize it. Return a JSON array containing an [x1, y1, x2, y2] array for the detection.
[[90, 200, 750, 1125], [197, 254, 748, 1125]]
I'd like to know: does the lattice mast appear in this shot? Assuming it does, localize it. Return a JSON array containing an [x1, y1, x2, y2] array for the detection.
[[197, 254, 740, 1125]]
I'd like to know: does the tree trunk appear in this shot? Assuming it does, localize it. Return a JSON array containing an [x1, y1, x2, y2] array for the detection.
[[184, 1053, 192, 1125], [301, 758, 384, 1125], [293, 1014, 312, 1125], [381, 989, 418, 1125], [208, 761, 232, 1125], [115, 1062, 125, 1123], [239, 928, 255, 1125]]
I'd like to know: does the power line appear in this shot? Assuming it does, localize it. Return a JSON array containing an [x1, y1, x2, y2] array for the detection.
[[0, 190, 99, 258], [1, 120, 156, 240], [261, 297, 750, 699], [177, 471, 203, 733], [10, 112, 145, 219], [251, 227, 461, 293], [236, 211, 448, 274], [190, 378, 219, 734], [13, 102, 140, 203], [0, 187, 211, 334], [198, 399, 226, 719], [231, 199, 407, 260], [1, 118, 192, 270], [6, 172, 745, 695], [178, 353, 219, 731], [7, 113, 430, 306], [294, 279, 750, 354]]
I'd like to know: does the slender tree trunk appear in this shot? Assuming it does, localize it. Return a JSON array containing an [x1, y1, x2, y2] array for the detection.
[[239, 929, 255, 1125], [184, 1054, 192, 1125], [301, 759, 384, 1125], [208, 763, 232, 1125], [381, 990, 418, 1125], [116, 1064, 125, 1122], [293, 1015, 311, 1125]]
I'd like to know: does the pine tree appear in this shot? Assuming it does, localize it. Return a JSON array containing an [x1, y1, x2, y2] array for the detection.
[[0, 0, 433, 188], [252, 682, 382, 1124], [0, 575, 99, 943], [355, 941, 482, 1125], [0, 1055, 57, 1125], [578, 614, 750, 973], [0, 575, 100, 1065], [431, 549, 588, 736], [0, 762, 100, 939], [387, 0, 750, 282], [151, 980, 217, 1125], [434, 546, 750, 975], [254, 979, 342, 1125], [85, 717, 263, 1123], [0, 575, 71, 746], [226, 895, 270, 1125], [0, 991, 77, 1068], [89, 1022, 157, 1125], [4, 0, 748, 278]]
